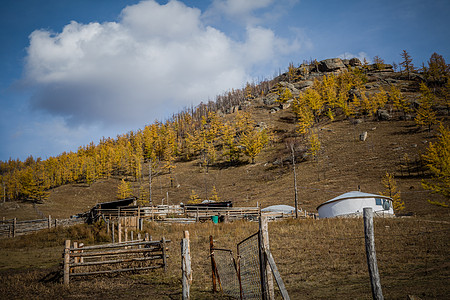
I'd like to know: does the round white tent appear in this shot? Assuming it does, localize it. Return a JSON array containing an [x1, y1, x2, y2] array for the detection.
[[317, 191, 394, 218]]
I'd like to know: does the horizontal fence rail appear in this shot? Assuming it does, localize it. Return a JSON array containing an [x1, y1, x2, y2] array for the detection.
[[63, 237, 170, 285]]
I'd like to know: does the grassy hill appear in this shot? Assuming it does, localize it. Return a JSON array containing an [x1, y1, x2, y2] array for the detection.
[[1, 58, 448, 221]]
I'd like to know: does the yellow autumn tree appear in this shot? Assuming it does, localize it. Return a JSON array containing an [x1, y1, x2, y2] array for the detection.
[[117, 178, 133, 199], [210, 186, 220, 201], [240, 128, 269, 164], [415, 82, 437, 132], [188, 189, 201, 204], [390, 85, 411, 118], [381, 172, 404, 212], [422, 123, 450, 204], [277, 88, 293, 103]]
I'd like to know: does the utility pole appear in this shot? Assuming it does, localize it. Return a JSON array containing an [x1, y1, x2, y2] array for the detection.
[[290, 144, 299, 218], [149, 162, 152, 206]]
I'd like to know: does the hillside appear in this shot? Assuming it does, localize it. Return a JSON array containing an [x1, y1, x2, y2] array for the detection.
[[1, 56, 448, 221]]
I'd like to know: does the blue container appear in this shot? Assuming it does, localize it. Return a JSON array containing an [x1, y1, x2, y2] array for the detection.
[[211, 215, 219, 224]]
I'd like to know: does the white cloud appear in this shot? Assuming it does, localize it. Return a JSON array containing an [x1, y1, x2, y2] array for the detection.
[[23, 0, 303, 131], [338, 51, 371, 63]]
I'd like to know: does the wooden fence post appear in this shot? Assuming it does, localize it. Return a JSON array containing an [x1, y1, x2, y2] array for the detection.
[[209, 235, 217, 292], [182, 231, 192, 300], [112, 221, 115, 243], [162, 237, 167, 272], [79, 243, 84, 263], [261, 215, 275, 300], [64, 240, 71, 286], [137, 207, 140, 231], [12, 217, 16, 238], [118, 223, 122, 243], [259, 217, 268, 300], [48, 215, 52, 229], [363, 208, 384, 300], [73, 241, 79, 265]]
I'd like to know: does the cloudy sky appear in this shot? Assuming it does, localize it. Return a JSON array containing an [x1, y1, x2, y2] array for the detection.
[[1, 0, 449, 161]]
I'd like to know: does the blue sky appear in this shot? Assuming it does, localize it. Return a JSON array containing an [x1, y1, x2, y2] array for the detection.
[[1, 0, 449, 161]]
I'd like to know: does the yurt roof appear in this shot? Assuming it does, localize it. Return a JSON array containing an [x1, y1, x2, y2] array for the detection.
[[316, 191, 392, 210], [261, 205, 299, 213]]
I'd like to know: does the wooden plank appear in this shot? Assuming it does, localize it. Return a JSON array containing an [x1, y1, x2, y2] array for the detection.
[[70, 240, 164, 251], [70, 254, 163, 267], [70, 265, 164, 276], [70, 247, 162, 257], [266, 250, 290, 300], [363, 208, 384, 300]]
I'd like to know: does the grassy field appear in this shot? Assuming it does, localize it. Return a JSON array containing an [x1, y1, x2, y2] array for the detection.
[[0, 216, 448, 299]]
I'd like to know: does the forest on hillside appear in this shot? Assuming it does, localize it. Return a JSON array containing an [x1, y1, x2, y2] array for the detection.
[[1, 52, 449, 205]]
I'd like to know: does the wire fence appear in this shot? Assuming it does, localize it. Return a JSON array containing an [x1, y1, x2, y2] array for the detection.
[[237, 232, 263, 300], [214, 249, 240, 299]]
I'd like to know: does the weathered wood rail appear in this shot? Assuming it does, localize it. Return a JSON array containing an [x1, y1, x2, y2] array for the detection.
[[0, 216, 84, 238], [63, 236, 170, 285], [185, 206, 260, 221]]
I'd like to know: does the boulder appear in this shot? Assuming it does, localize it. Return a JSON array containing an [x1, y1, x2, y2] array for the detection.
[[279, 102, 291, 110], [377, 109, 391, 121], [294, 80, 314, 90], [318, 58, 346, 72], [270, 107, 281, 114], [359, 131, 368, 141], [263, 94, 278, 105], [349, 58, 362, 66]]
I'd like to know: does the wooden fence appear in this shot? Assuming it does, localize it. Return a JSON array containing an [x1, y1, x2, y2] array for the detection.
[[63, 236, 170, 286], [0, 216, 84, 238], [98, 206, 262, 230]]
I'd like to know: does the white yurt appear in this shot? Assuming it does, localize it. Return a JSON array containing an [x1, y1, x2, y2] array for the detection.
[[317, 191, 394, 218]]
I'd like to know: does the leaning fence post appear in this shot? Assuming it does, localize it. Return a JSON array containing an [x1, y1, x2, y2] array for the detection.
[[182, 231, 192, 300], [363, 207, 384, 300], [64, 240, 71, 286]]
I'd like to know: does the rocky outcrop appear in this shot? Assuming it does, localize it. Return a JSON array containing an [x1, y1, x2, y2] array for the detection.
[[349, 58, 362, 66], [318, 58, 346, 72]]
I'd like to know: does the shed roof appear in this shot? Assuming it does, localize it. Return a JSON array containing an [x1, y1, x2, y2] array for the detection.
[[317, 191, 392, 210]]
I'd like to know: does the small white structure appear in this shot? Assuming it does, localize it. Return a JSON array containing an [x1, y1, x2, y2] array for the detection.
[[317, 191, 394, 219], [261, 205, 300, 214]]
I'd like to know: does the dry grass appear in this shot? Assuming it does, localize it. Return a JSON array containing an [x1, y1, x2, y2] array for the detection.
[[1, 217, 448, 299]]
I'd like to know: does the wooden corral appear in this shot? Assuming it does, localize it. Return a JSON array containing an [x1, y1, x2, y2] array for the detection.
[[63, 236, 170, 285]]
